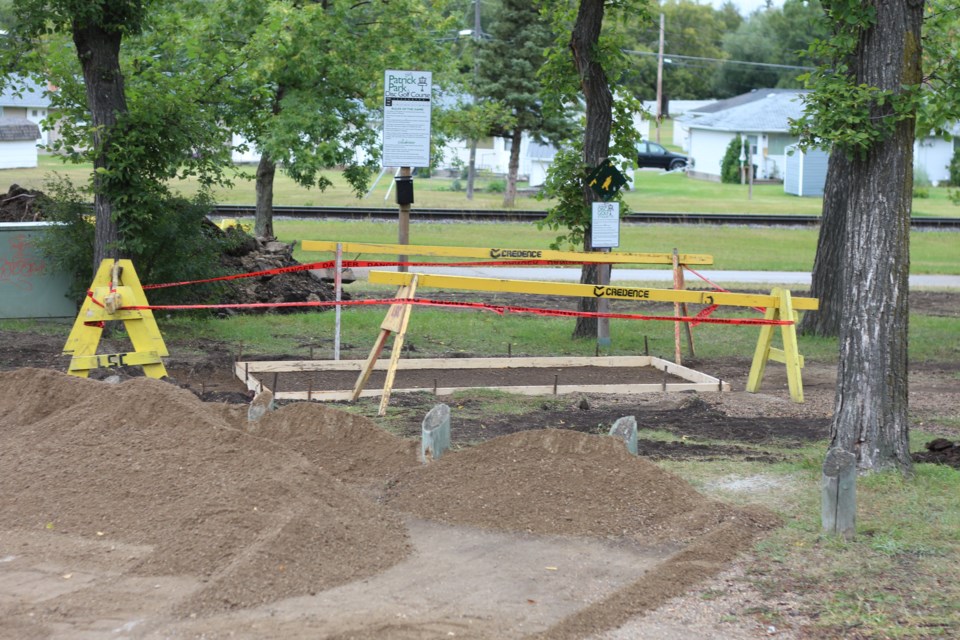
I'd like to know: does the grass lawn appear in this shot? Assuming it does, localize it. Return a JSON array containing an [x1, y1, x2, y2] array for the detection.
[[4, 153, 960, 217], [280, 219, 960, 275]]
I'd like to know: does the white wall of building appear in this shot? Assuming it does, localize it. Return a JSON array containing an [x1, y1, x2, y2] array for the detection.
[[0, 140, 40, 168], [914, 136, 953, 186]]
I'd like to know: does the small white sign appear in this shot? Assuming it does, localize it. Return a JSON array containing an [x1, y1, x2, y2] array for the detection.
[[383, 70, 432, 168], [591, 202, 620, 248]]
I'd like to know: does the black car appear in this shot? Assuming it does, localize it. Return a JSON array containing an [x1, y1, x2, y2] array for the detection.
[[636, 141, 689, 171]]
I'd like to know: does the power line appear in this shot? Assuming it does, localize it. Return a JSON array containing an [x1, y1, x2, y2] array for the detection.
[[623, 49, 814, 71]]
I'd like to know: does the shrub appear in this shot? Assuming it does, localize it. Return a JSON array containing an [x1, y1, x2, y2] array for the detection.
[[35, 177, 232, 307], [720, 137, 745, 184], [486, 179, 506, 193], [949, 146, 960, 187]]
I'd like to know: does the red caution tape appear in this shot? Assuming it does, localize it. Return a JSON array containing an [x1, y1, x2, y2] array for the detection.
[[121, 296, 792, 326]]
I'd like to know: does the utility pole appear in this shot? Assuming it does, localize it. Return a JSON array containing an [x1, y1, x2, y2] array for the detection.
[[655, 12, 664, 143], [465, 0, 482, 199]]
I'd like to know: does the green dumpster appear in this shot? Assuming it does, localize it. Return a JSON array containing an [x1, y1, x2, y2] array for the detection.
[[0, 222, 76, 318]]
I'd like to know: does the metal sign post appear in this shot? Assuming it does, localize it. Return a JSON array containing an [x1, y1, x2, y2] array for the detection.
[[383, 70, 432, 270]]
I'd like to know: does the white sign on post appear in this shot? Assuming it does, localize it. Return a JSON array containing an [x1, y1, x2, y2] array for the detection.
[[383, 70, 432, 168], [591, 202, 620, 248]]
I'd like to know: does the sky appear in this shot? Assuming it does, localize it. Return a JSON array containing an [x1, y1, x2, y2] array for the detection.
[[711, 0, 783, 17]]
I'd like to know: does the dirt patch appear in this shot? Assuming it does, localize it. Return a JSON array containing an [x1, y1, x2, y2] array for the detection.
[[1, 368, 776, 638]]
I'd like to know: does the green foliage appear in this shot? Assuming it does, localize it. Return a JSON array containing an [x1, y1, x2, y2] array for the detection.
[[949, 146, 960, 188], [714, 0, 827, 97], [224, 0, 453, 198], [35, 178, 232, 306], [485, 179, 506, 193], [536, 0, 645, 250], [619, 0, 742, 102], [720, 136, 744, 184], [791, 0, 923, 158]]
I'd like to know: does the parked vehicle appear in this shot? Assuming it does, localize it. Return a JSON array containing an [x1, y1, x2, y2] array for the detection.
[[636, 141, 689, 171]]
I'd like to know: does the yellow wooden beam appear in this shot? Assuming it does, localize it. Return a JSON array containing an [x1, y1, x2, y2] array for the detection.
[[67, 351, 163, 372], [301, 240, 713, 265], [369, 270, 819, 311]]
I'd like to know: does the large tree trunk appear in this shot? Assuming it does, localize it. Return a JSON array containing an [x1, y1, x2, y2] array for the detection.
[[570, 0, 612, 339], [255, 152, 277, 240], [798, 152, 853, 337], [502, 128, 523, 207], [829, 0, 921, 474], [73, 21, 126, 271]]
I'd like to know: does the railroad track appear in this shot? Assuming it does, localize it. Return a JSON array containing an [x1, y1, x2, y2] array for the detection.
[[211, 205, 960, 229]]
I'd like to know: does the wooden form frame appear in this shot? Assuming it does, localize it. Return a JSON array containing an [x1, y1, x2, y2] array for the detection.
[[234, 355, 731, 402]]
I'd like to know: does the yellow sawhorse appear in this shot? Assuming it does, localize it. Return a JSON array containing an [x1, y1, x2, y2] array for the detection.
[[368, 272, 817, 403], [746, 287, 805, 403], [63, 259, 169, 379], [351, 275, 418, 415]]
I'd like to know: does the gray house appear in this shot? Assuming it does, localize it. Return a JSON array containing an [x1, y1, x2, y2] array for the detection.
[[675, 89, 808, 182]]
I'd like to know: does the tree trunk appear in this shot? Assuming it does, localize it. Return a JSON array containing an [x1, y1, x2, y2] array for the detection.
[[829, 0, 921, 474], [502, 128, 523, 207], [570, 0, 612, 340], [466, 141, 477, 200], [73, 21, 126, 271], [255, 152, 277, 240], [798, 152, 853, 337]]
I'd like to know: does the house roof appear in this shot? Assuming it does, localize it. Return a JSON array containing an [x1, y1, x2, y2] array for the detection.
[[0, 117, 41, 141], [678, 89, 809, 133], [0, 75, 53, 109]]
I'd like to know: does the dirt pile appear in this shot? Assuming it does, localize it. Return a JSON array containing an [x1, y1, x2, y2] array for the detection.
[[214, 232, 342, 314], [0, 369, 412, 614], [384, 428, 775, 545], [913, 437, 960, 469], [0, 184, 47, 222]]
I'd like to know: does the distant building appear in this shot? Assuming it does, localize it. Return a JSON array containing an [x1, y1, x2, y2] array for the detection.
[[676, 89, 808, 182], [0, 118, 41, 169], [0, 76, 57, 150]]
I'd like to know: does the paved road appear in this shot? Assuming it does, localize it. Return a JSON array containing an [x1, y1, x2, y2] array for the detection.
[[353, 266, 960, 289]]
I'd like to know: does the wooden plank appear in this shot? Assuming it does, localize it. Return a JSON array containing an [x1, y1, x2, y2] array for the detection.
[[301, 240, 714, 265], [68, 351, 162, 371], [271, 381, 729, 402], [369, 271, 819, 310], [378, 276, 418, 415], [239, 355, 657, 373], [768, 347, 804, 367]]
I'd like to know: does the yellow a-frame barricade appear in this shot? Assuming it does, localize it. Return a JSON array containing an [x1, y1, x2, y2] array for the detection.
[[368, 271, 817, 403], [63, 259, 169, 379], [350, 275, 418, 415], [746, 287, 805, 402]]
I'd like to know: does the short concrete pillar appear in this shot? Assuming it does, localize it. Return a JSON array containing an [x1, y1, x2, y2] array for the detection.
[[247, 388, 275, 423], [609, 416, 638, 456], [821, 447, 856, 540], [421, 403, 451, 463]]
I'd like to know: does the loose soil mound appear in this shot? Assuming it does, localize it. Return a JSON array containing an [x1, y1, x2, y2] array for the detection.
[[385, 429, 773, 546], [0, 369, 411, 614]]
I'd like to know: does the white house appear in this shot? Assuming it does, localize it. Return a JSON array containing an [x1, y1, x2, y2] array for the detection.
[[676, 89, 809, 182], [0, 76, 55, 149], [914, 124, 959, 186], [0, 118, 41, 169]]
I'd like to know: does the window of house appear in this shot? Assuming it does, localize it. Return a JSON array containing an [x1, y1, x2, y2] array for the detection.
[[477, 137, 494, 150], [32, 110, 39, 117], [767, 134, 797, 156]]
